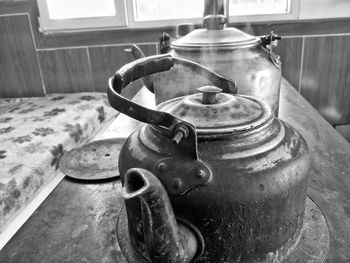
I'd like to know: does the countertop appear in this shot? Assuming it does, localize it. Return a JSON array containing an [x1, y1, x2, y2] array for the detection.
[[0, 79, 350, 263]]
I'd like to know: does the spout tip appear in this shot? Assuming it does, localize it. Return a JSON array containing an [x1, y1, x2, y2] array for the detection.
[[121, 168, 150, 199]]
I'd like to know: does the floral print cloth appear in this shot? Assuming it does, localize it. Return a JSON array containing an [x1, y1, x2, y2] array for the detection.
[[0, 93, 116, 230]]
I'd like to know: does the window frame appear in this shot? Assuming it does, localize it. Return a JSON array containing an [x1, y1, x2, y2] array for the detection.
[[37, 0, 300, 33], [126, 0, 299, 28], [37, 0, 128, 33]]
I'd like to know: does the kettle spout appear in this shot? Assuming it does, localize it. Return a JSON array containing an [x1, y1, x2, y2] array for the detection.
[[122, 168, 197, 263], [124, 44, 154, 92]]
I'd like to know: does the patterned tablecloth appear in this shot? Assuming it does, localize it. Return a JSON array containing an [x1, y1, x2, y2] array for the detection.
[[0, 93, 116, 230]]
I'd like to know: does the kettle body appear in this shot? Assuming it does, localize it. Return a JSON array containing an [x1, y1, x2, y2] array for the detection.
[[119, 119, 310, 262]]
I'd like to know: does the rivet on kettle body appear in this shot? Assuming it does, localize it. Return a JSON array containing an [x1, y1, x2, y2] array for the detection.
[[157, 162, 167, 172], [196, 169, 206, 178], [172, 178, 183, 189]]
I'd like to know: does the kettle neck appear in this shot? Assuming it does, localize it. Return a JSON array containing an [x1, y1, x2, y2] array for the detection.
[[203, 0, 229, 30]]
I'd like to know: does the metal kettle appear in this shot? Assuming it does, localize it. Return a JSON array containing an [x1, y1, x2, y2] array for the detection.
[[107, 54, 310, 262], [127, 0, 282, 116]]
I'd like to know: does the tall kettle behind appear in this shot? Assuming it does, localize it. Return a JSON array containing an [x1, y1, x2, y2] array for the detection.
[[127, 0, 282, 116]]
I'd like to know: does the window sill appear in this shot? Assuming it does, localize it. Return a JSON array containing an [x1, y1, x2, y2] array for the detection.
[[33, 17, 350, 50]]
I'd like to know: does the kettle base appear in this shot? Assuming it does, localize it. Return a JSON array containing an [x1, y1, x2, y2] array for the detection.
[[116, 197, 330, 263], [282, 196, 330, 263]]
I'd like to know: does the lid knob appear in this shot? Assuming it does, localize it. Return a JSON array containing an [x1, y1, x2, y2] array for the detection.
[[197, 86, 222, 105]]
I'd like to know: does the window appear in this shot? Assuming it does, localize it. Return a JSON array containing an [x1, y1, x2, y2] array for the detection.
[[37, 0, 127, 33], [132, 0, 203, 21], [37, 0, 297, 33], [128, 0, 296, 28], [229, 0, 290, 16], [132, 0, 290, 21]]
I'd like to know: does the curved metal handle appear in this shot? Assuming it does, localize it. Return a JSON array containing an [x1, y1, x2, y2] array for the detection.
[[108, 53, 236, 127], [108, 54, 183, 130]]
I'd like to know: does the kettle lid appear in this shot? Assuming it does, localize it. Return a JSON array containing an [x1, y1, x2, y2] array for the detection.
[[171, 0, 260, 50], [171, 27, 260, 50], [157, 86, 273, 136]]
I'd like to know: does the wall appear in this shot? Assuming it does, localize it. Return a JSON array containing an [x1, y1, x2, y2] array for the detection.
[[0, 0, 350, 127]]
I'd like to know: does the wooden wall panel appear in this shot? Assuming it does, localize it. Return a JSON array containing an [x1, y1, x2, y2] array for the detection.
[[0, 15, 43, 98], [0, 1, 33, 15], [37, 48, 94, 94], [300, 35, 350, 125], [275, 37, 303, 90], [88, 44, 157, 98]]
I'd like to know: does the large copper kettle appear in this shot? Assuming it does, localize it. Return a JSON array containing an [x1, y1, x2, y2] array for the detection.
[[107, 54, 310, 262], [127, 0, 282, 116]]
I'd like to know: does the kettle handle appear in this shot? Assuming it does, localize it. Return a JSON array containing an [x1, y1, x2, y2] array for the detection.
[[108, 54, 236, 159], [108, 54, 186, 132], [108, 54, 236, 125], [110, 53, 236, 96]]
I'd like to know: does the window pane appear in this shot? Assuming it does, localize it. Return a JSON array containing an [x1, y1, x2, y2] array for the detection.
[[134, 0, 203, 21], [134, 0, 289, 21], [229, 0, 289, 15], [47, 0, 116, 20]]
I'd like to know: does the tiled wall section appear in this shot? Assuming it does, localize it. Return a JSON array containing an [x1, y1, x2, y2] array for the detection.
[[88, 44, 157, 93], [275, 34, 350, 125], [36, 44, 157, 96], [0, 3, 349, 126], [0, 14, 43, 97], [37, 48, 94, 94], [301, 35, 350, 125], [275, 37, 303, 90]]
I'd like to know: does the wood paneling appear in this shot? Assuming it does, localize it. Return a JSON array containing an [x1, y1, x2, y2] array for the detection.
[[0, 1, 33, 15], [88, 44, 157, 98], [300, 35, 350, 125], [37, 48, 94, 94], [0, 15, 43, 98], [0, 0, 42, 49], [275, 37, 303, 89]]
